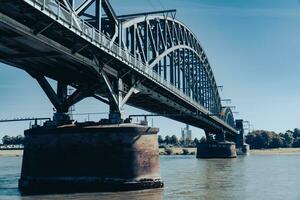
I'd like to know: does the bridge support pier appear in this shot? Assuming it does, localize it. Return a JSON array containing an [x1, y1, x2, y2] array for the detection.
[[108, 110, 124, 124], [196, 141, 237, 159], [196, 130, 237, 158], [19, 123, 163, 195], [235, 120, 250, 155]]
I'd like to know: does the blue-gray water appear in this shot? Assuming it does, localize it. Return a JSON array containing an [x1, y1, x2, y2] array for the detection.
[[1, 155, 300, 200]]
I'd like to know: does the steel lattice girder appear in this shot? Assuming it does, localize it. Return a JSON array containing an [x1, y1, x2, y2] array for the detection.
[[118, 15, 222, 115]]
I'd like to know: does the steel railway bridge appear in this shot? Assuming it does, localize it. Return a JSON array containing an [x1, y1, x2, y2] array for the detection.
[[0, 0, 238, 140], [0, 0, 246, 194]]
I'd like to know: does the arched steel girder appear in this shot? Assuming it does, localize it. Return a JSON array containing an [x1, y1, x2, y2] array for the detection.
[[119, 15, 222, 115], [148, 45, 200, 69], [145, 45, 220, 114], [222, 107, 235, 128]]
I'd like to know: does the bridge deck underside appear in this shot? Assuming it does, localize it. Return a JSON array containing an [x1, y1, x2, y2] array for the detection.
[[0, 0, 237, 135]]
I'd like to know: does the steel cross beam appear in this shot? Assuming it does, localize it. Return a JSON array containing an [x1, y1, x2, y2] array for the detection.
[[0, 118, 51, 123], [27, 71, 93, 116], [117, 9, 176, 19]]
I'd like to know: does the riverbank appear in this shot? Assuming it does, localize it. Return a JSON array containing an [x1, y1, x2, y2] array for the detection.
[[1, 148, 300, 157], [0, 149, 23, 157], [159, 147, 300, 155], [250, 148, 300, 155], [0, 148, 197, 157], [159, 147, 196, 155]]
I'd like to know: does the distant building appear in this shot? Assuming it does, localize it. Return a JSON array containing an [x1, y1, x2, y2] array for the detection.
[[181, 124, 192, 142]]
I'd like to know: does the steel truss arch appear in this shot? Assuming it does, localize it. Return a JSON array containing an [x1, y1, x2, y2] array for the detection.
[[119, 15, 222, 116], [221, 107, 235, 128]]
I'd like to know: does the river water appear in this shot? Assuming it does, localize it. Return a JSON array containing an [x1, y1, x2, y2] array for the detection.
[[1, 154, 300, 200]]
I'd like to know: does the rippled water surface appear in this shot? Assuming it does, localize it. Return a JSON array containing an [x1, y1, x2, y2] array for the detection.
[[1, 155, 300, 200]]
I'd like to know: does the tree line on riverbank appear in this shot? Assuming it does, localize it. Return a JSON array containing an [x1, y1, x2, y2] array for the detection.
[[2, 134, 201, 147], [246, 129, 300, 149], [158, 128, 300, 150], [158, 135, 204, 147], [1, 135, 24, 146]]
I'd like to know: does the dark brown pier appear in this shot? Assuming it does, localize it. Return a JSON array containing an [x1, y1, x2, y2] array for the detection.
[[19, 124, 163, 195]]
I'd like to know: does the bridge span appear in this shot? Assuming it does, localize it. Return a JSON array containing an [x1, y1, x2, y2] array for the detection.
[[0, 0, 246, 195], [0, 0, 237, 135]]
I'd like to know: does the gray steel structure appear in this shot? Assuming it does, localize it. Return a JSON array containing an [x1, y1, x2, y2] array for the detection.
[[0, 118, 50, 123], [0, 0, 238, 137]]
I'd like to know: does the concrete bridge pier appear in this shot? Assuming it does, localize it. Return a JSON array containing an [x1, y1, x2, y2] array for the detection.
[[235, 120, 250, 155], [196, 130, 237, 159], [18, 123, 163, 195]]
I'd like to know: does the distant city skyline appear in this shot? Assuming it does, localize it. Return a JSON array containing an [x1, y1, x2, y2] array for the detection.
[[181, 125, 192, 141], [1, 0, 300, 139]]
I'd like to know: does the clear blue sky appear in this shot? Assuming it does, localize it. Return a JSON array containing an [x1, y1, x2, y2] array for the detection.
[[1, 0, 300, 139]]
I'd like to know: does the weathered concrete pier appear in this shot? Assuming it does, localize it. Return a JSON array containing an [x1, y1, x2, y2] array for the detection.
[[19, 123, 163, 195], [235, 120, 250, 155], [196, 141, 237, 159], [196, 128, 237, 159]]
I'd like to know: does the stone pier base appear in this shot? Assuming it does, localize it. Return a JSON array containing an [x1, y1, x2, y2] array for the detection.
[[18, 123, 163, 195], [196, 141, 237, 158], [237, 143, 250, 155]]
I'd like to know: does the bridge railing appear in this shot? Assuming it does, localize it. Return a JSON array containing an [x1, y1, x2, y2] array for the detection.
[[29, 0, 218, 118]]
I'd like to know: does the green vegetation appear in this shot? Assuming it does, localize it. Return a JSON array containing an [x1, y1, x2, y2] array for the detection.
[[158, 128, 300, 150], [1, 135, 25, 146], [158, 134, 202, 147], [158, 135, 201, 155], [246, 128, 300, 149]]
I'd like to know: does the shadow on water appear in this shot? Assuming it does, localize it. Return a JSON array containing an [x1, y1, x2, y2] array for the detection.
[[0, 156, 163, 200], [20, 189, 163, 200]]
